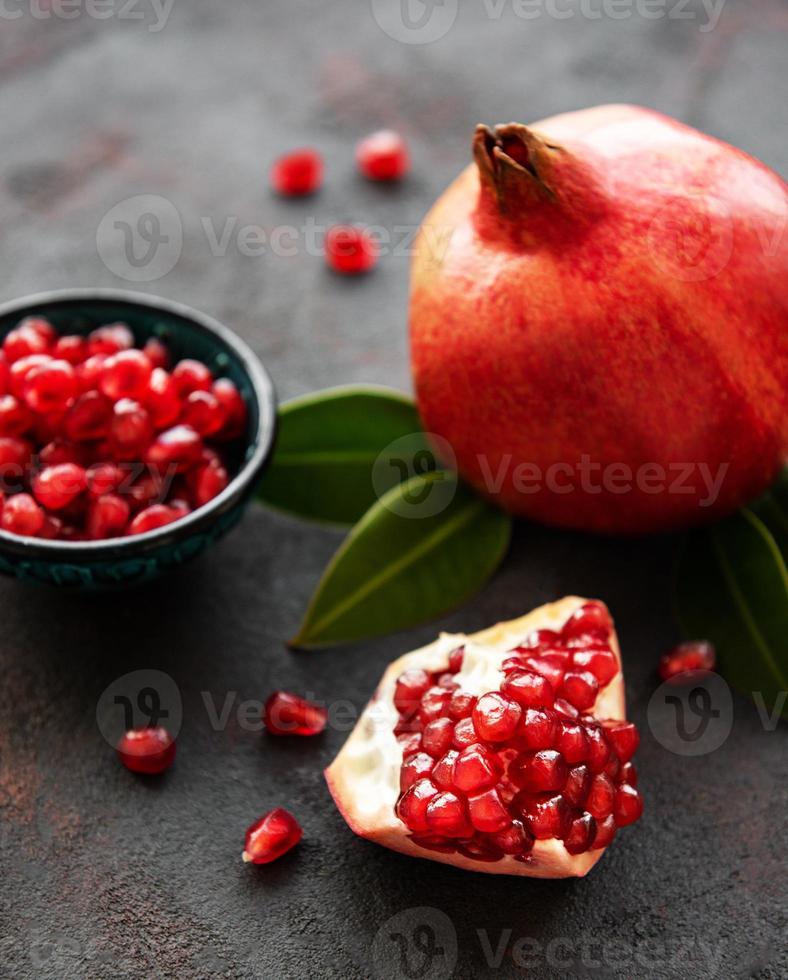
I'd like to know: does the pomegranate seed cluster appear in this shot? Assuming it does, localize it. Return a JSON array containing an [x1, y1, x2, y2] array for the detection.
[[0, 316, 247, 541], [393, 602, 643, 864]]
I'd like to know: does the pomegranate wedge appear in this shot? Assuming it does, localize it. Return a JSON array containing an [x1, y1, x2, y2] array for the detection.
[[326, 597, 642, 877]]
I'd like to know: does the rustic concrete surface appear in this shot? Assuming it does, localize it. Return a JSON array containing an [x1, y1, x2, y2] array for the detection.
[[0, 2, 786, 978]]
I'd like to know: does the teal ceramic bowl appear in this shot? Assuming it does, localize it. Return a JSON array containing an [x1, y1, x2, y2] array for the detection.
[[0, 289, 277, 589]]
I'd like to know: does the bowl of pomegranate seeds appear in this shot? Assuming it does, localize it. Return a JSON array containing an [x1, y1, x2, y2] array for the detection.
[[0, 289, 276, 588]]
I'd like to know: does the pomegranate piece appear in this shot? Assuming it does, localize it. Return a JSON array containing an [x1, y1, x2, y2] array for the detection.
[[243, 808, 303, 865], [1, 493, 44, 537], [356, 130, 410, 182], [325, 225, 378, 275], [658, 640, 716, 683], [117, 726, 176, 775], [326, 597, 642, 877], [270, 148, 323, 197], [263, 691, 328, 736]]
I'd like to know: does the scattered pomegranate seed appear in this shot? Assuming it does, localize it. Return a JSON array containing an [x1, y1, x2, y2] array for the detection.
[[325, 225, 378, 275], [117, 726, 176, 775], [270, 148, 324, 197], [356, 130, 410, 181], [263, 691, 328, 736], [0, 493, 44, 536], [243, 808, 303, 864], [658, 640, 716, 683]]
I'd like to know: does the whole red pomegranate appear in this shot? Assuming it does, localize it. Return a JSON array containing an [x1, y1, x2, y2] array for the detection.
[[410, 105, 788, 533], [327, 597, 643, 877]]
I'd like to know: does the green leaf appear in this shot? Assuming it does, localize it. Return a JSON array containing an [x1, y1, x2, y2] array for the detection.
[[675, 508, 788, 720], [258, 385, 438, 526], [749, 466, 788, 555], [290, 471, 512, 648]]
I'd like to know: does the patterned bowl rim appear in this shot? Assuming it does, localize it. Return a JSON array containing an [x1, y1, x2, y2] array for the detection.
[[0, 288, 277, 559]]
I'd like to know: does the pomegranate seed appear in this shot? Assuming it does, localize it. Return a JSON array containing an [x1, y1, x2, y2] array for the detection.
[[189, 456, 229, 508], [87, 493, 130, 539], [397, 731, 421, 755], [38, 439, 82, 468], [601, 719, 640, 763], [502, 669, 555, 708], [421, 717, 454, 758], [146, 368, 182, 429], [553, 697, 580, 720], [146, 424, 202, 473], [356, 130, 410, 181], [457, 838, 505, 863], [563, 764, 592, 808], [400, 752, 434, 792], [585, 724, 612, 773], [9, 355, 51, 397], [516, 792, 571, 840], [467, 788, 511, 833], [3, 324, 49, 362], [212, 378, 247, 441], [143, 337, 169, 369], [0, 493, 44, 536], [0, 395, 33, 437], [614, 784, 643, 827], [658, 640, 716, 683], [53, 334, 87, 365], [525, 656, 565, 690], [325, 225, 378, 275], [492, 820, 533, 856], [171, 359, 212, 397], [76, 354, 108, 392], [270, 148, 323, 197], [447, 689, 476, 720], [509, 749, 568, 793], [126, 503, 181, 536], [448, 646, 464, 673], [32, 463, 87, 511], [263, 691, 328, 736], [64, 390, 113, 442], [39, 513, 63, 539], [564, 812, 597, 855], [418, 686, 451, 724], [452, 716, 478, 750], [117, 726, 175, 774], [88, 323, 133, 357], [23, 359, 76, 414], [619, 761, 638, 786], [393, 669, 431, 715], [85, 462, 125, 498], [0, 353, 7, 394], [436, 672, 458, 690], [397, 778, 438, 833], [180, 389, 224, 437], [425, 791, 472, 838], [556, 719, 590, 764], [562, 602, 611, 640], [242, 808, 302, 864], [111, 399, 153, 460], [127, 472, 166, 512], [605, 755, 621, 781], [0, 436, 32, 479], [585, 773, 615, 819], [20, 316, 57, 345], [452, 743, 501, 793], [592, 814, 617, 849], [560, 670, 599, 711], [472, 692, 522, 742], [410, 836, 456, 854], [572, 647, 618, 685], [100, 349, 153, 401], [519, 707, 559, 750], [431, 750, 458, 789], [518, 628, 562, 650]]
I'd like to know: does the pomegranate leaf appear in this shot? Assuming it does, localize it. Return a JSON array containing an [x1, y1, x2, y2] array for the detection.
[[675, 508, 788, 720], [290, 471, 512, 648], [257, 386, 438, 526]]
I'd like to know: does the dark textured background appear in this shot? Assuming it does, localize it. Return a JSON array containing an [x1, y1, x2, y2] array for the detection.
[[0, 2, 786, 978]]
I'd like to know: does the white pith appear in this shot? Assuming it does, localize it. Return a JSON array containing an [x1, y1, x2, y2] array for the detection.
[[325, 596, 627, 878]]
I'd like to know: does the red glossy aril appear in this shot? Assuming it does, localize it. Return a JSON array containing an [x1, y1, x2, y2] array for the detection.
[[562, 602, 611, 640], [601, 719, 640, 763], [263, 691, 328, 736], [117, 726, 176, 774], [519, 707, 559, 750], [0, 436, 32, 473], [1, 493, 44, 536], [451, 716, 478, 750], [556, 719, 590, 764], [53, 335, 87, 365], [242, 808, 302, 864], [421, 717, 454, 757], [3, 325, 50, 362], [397, 778, 438, 833], [64, 391, 113, 442], [401, 752, 435, 792], [524, 656, 565, 690], [560, 670, 599, 711], [143, 337, 169, 369], [564, 812, 597, 855], [452, 743, 501, 793], [76, 354, 107, 392], [584, 724, 612, 773], [212, 378, 247, 440], [614, 784, 643, 826], [86, 462, 125, 498], [126, 503, 180, 536], [509, 749, 568, 793], [619, 761, 638, 786], [658, 640, 716, 683], [23, 360, 76, 414], [472, 692, 522, 742], [0, 395, 33, 437], [180, 389, 224, 436], [100, 349, 152, 401], [270, 148, 323, 196], [356, 130, 410, 181], [171, 359, 213, 397], [20, 317, 57, 345], [425, 791, 471, 837], [87, 493, 130, 539], [189, 456, 229, 508], [146, 368, 181, 429], [592, 814, 617, 849], [468, 787, 511, 833], [563, 764, 591, 808], [9, 355, 51, 398], [88, 323, 133, 357], [572, 647, 618, 685], [325, 225, 378, 275], [516, 792, 571, 840], [394, 669, 431, 715], [32, 464, 87, 511], [493, 820, 533, 856], [447, 689, 476, 720], [39, 513, 63, 539], [501, 669, 555, 707], [431, 750, 458, 789], [586, 773, 615, 819], [111, 399, 153, 459]]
